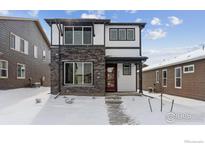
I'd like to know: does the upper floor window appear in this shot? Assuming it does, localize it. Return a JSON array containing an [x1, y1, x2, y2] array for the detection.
[[183, 64, 194, 73], [109, 28, 135, 41], [109, 29, 118, 41], [64, 26, 92, 45], [0, 60, 8, 78], [10, 33, 15, 50]]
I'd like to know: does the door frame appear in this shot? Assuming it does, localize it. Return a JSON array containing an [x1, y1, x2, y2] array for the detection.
[[105, 63, 117, 92]]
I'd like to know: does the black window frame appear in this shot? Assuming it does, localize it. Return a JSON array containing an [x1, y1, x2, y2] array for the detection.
[[109, 28, 135, 41], [123, 63, 132, 75]]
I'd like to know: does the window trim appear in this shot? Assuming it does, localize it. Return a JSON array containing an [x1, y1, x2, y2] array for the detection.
[[64, 62, 93, 86], [109, 28, 135, 41], [17, 63, 26, 79], [33, 45, 38, 58], [183, 64, 195, 74], [20, 38, 25, 53], [64, 26, 93, 45], [175, 67, 182, 89], [162, 69, 167, 87], [123, 63, 131, 75], [0, 60, 8, 79], [155, 70, 160, 83]]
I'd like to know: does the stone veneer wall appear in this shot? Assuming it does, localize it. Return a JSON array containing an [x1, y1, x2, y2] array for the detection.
[[50, 46, 106, 95]]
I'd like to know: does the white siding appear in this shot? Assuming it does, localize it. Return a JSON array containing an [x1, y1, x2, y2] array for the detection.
[[117, 63, 136, 91], [93, 24, 104, 45], [51, 24, 63, 45], [105, 25, 140, 47], [106, 49, 140, 57]]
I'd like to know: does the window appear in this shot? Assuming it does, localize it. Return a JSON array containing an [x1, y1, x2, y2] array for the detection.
[[17, 63, 25, 79], [65, 27, 73, 44], [175, 67, 182, 88], [109, 28, 135, 41], [109, 28, 118, 41], [0, 60, 8, 78], [162, 69, 167, 87], [119, 29, 127, 41], [83, 27, 92, 44], [20, 39, 25, 52], [42, 50, 46, 60], [10, 33, 15, 49], [74, 27, 82, 45], [127, 29, 135, 41], [183, 64, 194, 73], [64, 62, 93, 85], [34, 45, 38, 58], [64, 26, 92, 45], [156, 71, 159, 83], [123, 64, 131, 75]]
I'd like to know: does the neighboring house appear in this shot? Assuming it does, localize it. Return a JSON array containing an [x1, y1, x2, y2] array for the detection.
[[45, 18, 147, 95], [143, 48, 205, 100], [0, 16, 50, 89]]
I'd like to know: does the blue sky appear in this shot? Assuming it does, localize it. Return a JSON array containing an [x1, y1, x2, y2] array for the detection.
[[1, 10, 205, 64]]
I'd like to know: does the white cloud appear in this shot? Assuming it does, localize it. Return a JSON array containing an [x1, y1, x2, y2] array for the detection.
[[168, 16, 183, 26], [126, 10, 138, 14], [0, 10, 10, 15], [151, 17, 161, 25], [135, 18, 142, 22], [147, 29, 167, 40], [28, 10, 39, 17], [65, 10, 76, 15], [81, 10, 105, 19]]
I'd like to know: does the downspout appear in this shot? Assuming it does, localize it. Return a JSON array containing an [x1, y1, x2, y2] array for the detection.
[[56, 21, 62, 94]]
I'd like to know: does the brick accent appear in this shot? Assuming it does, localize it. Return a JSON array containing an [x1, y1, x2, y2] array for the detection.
[[143, 59, 205, 101], [51, 46, 106, 95]]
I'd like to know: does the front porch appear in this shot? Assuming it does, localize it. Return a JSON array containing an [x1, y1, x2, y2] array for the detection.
[[105, 56, 148, 94]]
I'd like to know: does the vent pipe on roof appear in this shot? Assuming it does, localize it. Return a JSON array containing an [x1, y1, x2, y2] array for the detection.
[[203, 44, 205, 51]]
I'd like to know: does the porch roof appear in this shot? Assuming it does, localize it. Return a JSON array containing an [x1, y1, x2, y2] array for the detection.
[[105, 56, 148, 63]]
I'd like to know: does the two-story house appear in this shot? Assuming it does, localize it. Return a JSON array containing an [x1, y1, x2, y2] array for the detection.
[[45, 18, 147, 95], [0, 16, 50, 89]]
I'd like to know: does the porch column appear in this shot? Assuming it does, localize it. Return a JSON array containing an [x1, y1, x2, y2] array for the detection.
[[139, 61, 143, 94], [135, 63, 138, 92]]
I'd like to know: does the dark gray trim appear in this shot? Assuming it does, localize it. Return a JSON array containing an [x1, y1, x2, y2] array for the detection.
[[105, 56, 148, 63], [139, 61, 143, 93], [109, 28, 135, 41], [107, 22, 146, 28], [105, 47, 140, 49], [51, 45, 105, 48], [139, 26, 142, 56]]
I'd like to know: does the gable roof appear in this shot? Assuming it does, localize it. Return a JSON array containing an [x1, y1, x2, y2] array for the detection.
[[0, 16, 50, 47], [143, 48, 205, 71]]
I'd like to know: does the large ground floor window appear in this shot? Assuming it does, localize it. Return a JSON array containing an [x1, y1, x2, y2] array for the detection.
[[64, 62, 93, 85], [175, 67, 182, 88], [0, 60, 8, 78], [17, 63, 26, 79]]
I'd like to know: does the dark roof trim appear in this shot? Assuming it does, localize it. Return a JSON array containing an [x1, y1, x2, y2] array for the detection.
[[45, 18, 111, 26], [107, 22, 146, 28], [105, 56, 148, 63], [0, 16, 50, 47]]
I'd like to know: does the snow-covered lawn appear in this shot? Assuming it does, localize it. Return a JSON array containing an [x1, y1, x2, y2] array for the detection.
[[0, 87, 205, 125]]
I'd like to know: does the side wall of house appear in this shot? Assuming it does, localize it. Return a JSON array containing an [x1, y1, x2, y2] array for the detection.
[[0, 20, 50, 89], [143, 59, 205, 100], [50, 46, 105, 95]]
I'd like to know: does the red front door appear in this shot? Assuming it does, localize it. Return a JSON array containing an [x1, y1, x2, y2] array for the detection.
[[106, 64, 117, 92]]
